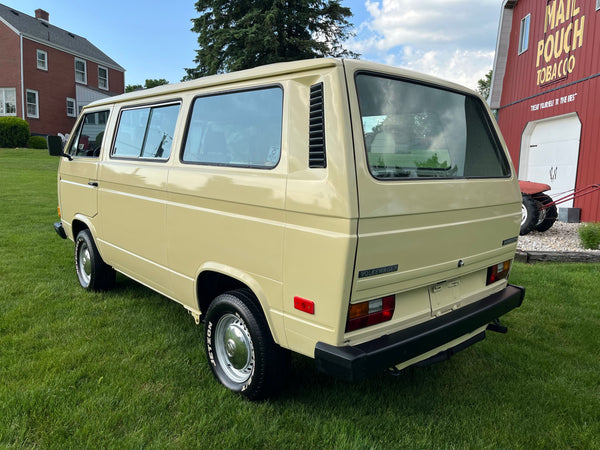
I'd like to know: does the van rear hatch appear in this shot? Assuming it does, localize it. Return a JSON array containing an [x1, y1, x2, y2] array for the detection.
[[346, 68, 522, 340]]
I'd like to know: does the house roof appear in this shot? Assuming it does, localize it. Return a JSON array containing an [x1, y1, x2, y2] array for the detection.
[[0, 3, 124, 71]]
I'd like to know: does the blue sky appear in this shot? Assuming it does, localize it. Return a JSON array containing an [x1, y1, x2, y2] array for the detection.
[[2, 0, 502, 90]]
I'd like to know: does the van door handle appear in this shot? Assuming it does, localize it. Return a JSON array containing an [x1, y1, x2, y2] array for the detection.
[[88, 181, 98, 187]]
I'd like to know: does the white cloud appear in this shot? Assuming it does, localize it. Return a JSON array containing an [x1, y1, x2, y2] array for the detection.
[[348, 0, 501, 89], [399, 47, 496, 90]]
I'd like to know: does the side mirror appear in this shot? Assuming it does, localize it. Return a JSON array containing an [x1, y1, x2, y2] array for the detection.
[[47, 135, 72, 160]]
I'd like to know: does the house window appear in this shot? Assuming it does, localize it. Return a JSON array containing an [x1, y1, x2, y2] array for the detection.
[[0, 88, 17, 116], [66, 98, 76, 117], [597, 0, 600, 10], [75, 58, 87, 84], [519, 14, 531, 54], [26, 90, 39, 118], [98, 66, 109, 90], [37, 50, 48, 71]]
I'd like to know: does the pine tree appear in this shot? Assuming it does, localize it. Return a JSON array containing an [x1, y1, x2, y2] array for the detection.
[[184, 0, 358, 80], [477, 70, 493, 100]]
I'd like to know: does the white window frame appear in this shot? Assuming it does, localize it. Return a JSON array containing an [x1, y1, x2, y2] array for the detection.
[[75, 58, 87, 84], [519, 14, 531, 54], [596, 0, 600, 11], [0, 88, 17, 116], [37, 49, 48, 71], [66, 98, 76, 117], [98, 66, 109, 90], [26, 89, 39, 119]]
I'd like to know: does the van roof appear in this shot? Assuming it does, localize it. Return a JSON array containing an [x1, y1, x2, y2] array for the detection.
[[86, 58, 478, 108], [88, 58, 341, 107]]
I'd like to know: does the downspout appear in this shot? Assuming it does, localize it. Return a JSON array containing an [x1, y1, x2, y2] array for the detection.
[[19, 33, 25, 120]]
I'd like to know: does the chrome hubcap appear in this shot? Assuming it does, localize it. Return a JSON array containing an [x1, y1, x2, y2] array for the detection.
[[214, 313, 254, 383], [78, 243, 91, 285]]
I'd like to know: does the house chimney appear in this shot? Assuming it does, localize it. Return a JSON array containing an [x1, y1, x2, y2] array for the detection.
[[35, 9, 49, 22]]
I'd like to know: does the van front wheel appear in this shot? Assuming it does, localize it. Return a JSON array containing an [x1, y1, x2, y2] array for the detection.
[[74, 229, 115, 291], [204, 289, 288, 400]]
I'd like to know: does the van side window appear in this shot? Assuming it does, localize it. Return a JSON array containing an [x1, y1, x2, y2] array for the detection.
[[67, 110, 109, 158], [182, 87, 282, 168], [112, 103, 180, 160]]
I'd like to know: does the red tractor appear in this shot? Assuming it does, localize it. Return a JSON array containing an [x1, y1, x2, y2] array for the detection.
[[519, 181, 600, 235]]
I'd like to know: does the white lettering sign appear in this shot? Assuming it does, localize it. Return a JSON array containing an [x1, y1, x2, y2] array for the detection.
[[530, 93, 577, 111]]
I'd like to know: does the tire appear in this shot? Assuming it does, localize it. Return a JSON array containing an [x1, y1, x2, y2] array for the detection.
[[533, 194, 558, 232], [204, 289, 289, 400], [520, 194, 540, 235], [74, 229, 116, 291]]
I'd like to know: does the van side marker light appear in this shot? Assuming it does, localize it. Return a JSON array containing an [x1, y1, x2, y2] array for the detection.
[[294, 296, 315, 315]]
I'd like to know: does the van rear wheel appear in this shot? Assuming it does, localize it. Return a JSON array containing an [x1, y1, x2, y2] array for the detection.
[[74, 229, 115, 291], [204, 289, 288, 400]]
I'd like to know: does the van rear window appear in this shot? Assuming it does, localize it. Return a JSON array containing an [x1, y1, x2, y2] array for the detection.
[[356, 74, 510, 180]]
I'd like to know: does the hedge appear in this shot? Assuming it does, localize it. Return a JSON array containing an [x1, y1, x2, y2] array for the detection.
[[0, 117, 30, 148], [27, 135, 48, 149], [579, 222, 600, 249]]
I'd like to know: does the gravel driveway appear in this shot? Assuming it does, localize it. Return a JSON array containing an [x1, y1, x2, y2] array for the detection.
[[517, 221, 600, 252]]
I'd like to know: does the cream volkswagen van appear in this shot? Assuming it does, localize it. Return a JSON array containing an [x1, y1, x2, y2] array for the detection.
[[49, 58, 525, 400]]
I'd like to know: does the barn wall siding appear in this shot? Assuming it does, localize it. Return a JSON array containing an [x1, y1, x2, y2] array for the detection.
[[496, 0, 600, 221]]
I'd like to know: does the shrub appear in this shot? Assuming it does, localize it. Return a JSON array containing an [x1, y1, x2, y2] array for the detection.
[[0, 117, 30, 148], [578, 222, 600, 249], [27, 135, 48, 149]]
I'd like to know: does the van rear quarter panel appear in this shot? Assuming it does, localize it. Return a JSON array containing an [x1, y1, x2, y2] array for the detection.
[[166, 164, 288, 321], [280, 68, 360, 356]]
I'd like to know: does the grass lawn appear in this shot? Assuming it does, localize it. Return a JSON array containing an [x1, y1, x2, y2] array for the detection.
[[1, 148, 599, 448]]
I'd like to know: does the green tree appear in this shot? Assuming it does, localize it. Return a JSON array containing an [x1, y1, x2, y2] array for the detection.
[[184, 0, 358, 80], [125, 79, 169, 93], [477, 70, 492, 100]]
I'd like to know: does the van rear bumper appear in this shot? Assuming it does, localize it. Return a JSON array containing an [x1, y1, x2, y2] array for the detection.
[[314, 284, 525, 381]]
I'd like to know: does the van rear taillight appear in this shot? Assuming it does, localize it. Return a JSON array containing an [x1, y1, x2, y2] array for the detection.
[[346, 295, 395, 332], [487, 260, 512, 285]]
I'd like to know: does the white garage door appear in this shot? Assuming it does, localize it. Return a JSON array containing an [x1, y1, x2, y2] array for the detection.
[[519, 114, 581, 208]]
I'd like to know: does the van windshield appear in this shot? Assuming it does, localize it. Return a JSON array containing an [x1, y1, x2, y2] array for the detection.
[[356, 73, 510, 180]]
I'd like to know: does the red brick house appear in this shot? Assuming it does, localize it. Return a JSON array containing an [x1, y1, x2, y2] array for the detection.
[[0, 4, 125, 135], [490, 0, 600, 222]]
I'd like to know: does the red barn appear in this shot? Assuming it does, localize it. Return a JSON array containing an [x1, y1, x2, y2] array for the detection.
[[490, 0, 600, 222], [0, 4, 125, 136]]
